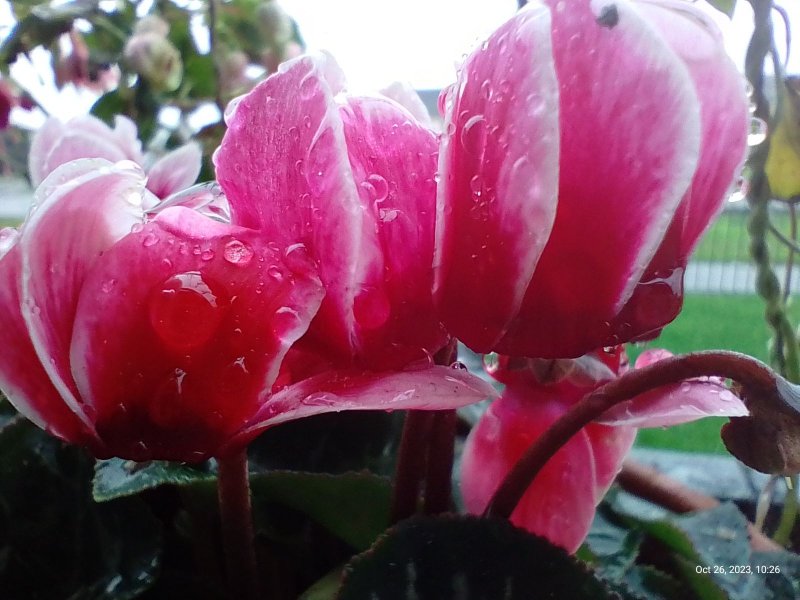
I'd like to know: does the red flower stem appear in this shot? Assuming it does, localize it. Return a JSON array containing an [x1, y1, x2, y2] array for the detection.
[[618, 460, 783, 553], [391, 340, 459, 522], [217, 449, 260, 600], [423, 409, 457, 514], [391, 411, 435, 522], [484, 350, 788, 520]]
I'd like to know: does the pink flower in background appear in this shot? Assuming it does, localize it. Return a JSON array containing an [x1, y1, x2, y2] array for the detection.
[[0, 159, 495, 462], [216, 53, 449, 371], [460, 348, 748, 552], [435, 0, 749, 359], [28, 115, 202, 200]]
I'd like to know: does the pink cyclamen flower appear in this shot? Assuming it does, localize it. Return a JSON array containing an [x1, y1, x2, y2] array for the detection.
[[28, 115, 202, 200], [0, 159, 495, 462], [215, 53, 449, 370], [460, 348, 748, 552], [435, 0, 749, 358]]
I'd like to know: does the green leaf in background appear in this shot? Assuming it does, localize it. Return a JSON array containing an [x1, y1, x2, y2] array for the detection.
[[336, 515, 629, 600], [0, 0, 98, 66], [91, 89, 129, 125], [0, 419, 162, 599], [707, 0, 737, 18], [250, 470, 391, 551], [93, 457, 216, 502]]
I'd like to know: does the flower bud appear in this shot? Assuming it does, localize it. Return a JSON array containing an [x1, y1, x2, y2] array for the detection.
[[256, 1, 294, 46], [124, 32, 183, 92]]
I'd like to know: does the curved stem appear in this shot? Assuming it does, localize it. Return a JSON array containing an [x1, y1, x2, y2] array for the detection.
[[217, 449, 260, 600], [484, 350, 789, 520], [423, 410, 457, 514]]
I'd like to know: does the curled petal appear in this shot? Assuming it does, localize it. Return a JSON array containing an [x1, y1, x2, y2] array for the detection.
[[435, 3, 560, 351], [216, 54, 370, 358], [0, 239, 101, 449], [494, 0, 701, 358], [146, 141, 203, 198], [69, 206, 324, 462], [609, 0, 749, 340], [461, 385, 632, 552], [228, 363, 498, 449], [338, 96, 448, 368], [20, 160, 146, 432], [380, 81, 433, 126], [598, 348, 748, 427]]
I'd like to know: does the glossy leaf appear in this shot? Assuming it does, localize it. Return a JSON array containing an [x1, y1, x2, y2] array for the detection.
[[93, 458, 216, 502], [337, 515, 628, 599]]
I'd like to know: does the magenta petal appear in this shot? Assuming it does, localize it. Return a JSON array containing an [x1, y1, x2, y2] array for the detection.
[[28, 118, 65, 187], [229, 364, 498, 447], [0, 237, 100, 448], [337, 96, 447, 367], [380, 82, 433, 126], [494, 0, 701, 358], [435, 3, 560, 351], [20, 160, 146, 430], [146, 142, 202, 198], [461, 386, 622, 552], [69, 206, 324, 461], [598, 378, 748, 428], [216, 55, 369, 357]]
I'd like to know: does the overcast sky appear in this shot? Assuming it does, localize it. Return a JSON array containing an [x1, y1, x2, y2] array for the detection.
[[2, 0, 799, 122]]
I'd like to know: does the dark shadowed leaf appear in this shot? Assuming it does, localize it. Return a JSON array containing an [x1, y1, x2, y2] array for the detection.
[[336, 515, 628, 599], [250, 470, 391, 551], [0, 419, 162, 598], [93, 457, 216, 502]]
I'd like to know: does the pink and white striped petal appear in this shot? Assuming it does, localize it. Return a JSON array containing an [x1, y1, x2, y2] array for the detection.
[[461, 385, 631, 552], [215, 54, 372, 359], [228, 363, 497, 450], [435, 2, 560, 351], [338, 96, 448, 368], [0, 235, 101, 450], [146, 142, 203, 198], [69, 206, 324, 461], [28, 118, 65, 187], [494, 0, 701, 358], [20, 159, 146, 432]]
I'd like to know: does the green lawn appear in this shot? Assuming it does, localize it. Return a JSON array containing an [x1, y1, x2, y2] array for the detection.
[[692, 208, 793, 263], [631, 294, 799, 453]]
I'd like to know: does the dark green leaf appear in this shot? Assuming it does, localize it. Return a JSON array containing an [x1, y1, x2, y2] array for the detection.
[[0, 0, 98, 65], [751, 551, 800, 599], [337, 515, 628, 600], [93, 457, 216, 502], [620, 566, 686, 600], [183, 53, 217, 99], [0, 419, 162, 598], [579, 509, 643, 581], [250, 470, 390, 551], [641, 503, 757, 600], [91, 89, 129, 124]]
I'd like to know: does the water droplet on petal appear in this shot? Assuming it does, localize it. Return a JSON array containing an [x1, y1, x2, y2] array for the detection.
[[267, 265, 284, 281], [224, 239, 254, 265], [366, 174, 388, 202], [149, 271, 227, 350], [748, 117, 767, 146], [101, 279, 117, 293], [284, 242, 315, 274], [201, 249, 215, 261], [142, 232, 159, 247], [460, 115, 487, 156], [131, 222, 144, 234]]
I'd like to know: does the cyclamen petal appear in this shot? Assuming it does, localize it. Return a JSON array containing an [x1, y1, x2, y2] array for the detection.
[[69, 206, 324, 461], [216, 53, 448, 368], [216, 54, 369, 358], [491, 0, 701, 358], [435, 2, 560, 351], [0, 238, 100, 450], [20, 160, 146, 431], [598, 349, 748, 427], [229, 363, 498, 450], [146, 142, 203, 199], [460, 385, 634, 552]]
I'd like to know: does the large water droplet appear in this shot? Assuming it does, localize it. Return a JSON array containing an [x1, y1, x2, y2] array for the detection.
[[460, 115, 487, 156], [224, 239, 254, 265], [366, 174, 388, 202], [284, 243, 315, 274], [149, 182, 231, 223], [748, 117, 767, 146], [149, 271, 227, 350], [142, 233, 159, 247]]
